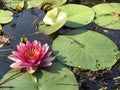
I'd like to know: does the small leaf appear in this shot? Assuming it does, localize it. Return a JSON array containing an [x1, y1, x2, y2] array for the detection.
[[52, 30, 119, 71], [92, 3, 120, 30], [38, 8, 67, 35], [0, 10, 13, 24]]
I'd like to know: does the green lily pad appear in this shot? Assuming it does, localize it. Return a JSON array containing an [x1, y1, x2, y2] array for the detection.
[[92, 3, 120, 30], [44, 0, 67, 7], [52, 30, 119, 71], [0, 62, 78, 90], [38, 8, 67, 35], [0, 10, 13, 24], [3, 0, 67, 9], [27, 0, 67, 9], [3, 0, 24, 9], [59, 4, 95, 28]]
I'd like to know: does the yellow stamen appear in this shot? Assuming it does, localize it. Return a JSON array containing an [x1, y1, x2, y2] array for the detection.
[[25, 48, 39, 57]]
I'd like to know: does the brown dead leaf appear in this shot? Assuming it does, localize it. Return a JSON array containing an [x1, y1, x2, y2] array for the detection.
[[0, 36, 10, 43]]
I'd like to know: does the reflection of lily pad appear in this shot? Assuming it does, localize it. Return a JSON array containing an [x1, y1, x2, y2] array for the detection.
[[92, 3, 120, 30], [59, 4, 95, 28], [0, 10, 13, 24], [52, 30, 119, 71], [38, 8, 67, 35], [1, 62, 78, 90]]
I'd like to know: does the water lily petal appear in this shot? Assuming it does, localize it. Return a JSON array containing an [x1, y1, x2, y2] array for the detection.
[[39, 44, 49, 59], [26, 41, 32, 46], [26, 67, 37, 73], [19, 42, 25, 47], [10, 62, 26, 68], [33, 40, 41, 50], [17, 45, 26, 54], [44, 56, 56, 62], [40, 62, 52, 67], [8, 55, 21, 62], [42, 52, 52, 60]]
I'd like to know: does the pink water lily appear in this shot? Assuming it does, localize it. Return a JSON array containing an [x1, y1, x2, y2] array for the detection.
[[8, 40, 55, 73]]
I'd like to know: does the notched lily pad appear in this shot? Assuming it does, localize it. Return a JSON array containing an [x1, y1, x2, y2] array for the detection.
[[38, 8, 67, 35], [0, 10, 13, 24], [92, 3, 120, 30], [1, 62, 78, 90], [59, 4, 95, 28], [52, 30, 120, 71]]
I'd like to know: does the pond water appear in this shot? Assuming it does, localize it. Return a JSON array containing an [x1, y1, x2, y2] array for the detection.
[[0, 9, 53, 78], [0, 0, 120, 90]]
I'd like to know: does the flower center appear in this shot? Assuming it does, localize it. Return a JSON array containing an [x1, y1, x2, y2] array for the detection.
[[25, 48, 39, 57]]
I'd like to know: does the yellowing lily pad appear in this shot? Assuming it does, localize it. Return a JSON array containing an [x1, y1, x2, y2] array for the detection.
[[38, 8, 67, 35], [92, 3, 120, 30], [52, 30, 120, 71], [0, 10, 13, 24]]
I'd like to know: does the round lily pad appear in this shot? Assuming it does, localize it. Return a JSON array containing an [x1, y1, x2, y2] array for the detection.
[[92, 3, 120, 30], [59, 4, 95, 28], [52, 30, 119, 71], [0, 10, 13, 24], [1, 62, 78, 90]]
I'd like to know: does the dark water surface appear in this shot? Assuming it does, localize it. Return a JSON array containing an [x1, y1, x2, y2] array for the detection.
[[0, 9, 53, 78]]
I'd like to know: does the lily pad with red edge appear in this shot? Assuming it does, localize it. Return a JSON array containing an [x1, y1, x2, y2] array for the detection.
[[59, 4, 95, 28], [92, 3, 120, 30], [52, 30, 120, 71], [0, 10, 13, 24], [0, 62, 79, 90]]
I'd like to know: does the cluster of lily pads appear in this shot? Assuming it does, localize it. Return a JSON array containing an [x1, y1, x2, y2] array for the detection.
[[0, 0, 120, 90]]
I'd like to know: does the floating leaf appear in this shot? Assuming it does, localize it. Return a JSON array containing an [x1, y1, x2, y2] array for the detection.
[[59, 4, 95, 28], [52, 30, 119, 71], [38, 8, 67, 35], [3, 0, 67, 9], [0, 10, 13, 24], [92, 3, 120, 30], [25, 0, 44, 9], [27, 0, 67, 9], [44, 0, 67, 7], [1, 62, 78, 90], [3, 0, 24, 9]]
